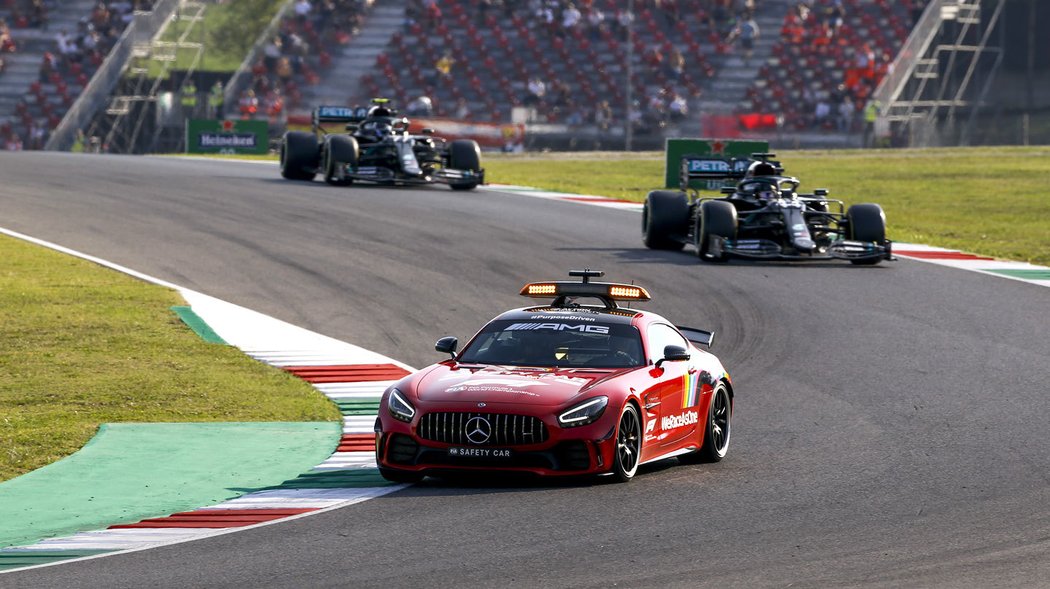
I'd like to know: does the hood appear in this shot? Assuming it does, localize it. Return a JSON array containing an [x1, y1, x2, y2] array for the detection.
[[414, 364, 621, 407]]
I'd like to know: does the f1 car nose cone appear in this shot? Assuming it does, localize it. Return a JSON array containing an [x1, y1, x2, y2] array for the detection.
[[794, 237, 816, 251]]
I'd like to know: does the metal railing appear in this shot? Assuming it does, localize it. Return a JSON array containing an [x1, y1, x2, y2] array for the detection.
[[871, 0, 949, 109], [45, 0, 181, 151]]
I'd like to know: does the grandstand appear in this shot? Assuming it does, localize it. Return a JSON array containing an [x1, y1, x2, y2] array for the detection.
[[0, 0, 1042, 152]]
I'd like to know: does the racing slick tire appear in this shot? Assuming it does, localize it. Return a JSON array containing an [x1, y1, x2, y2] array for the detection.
[[680, 382, 731, 464], [280, 131, 319, 181], [610, 403, 642, 483], [448, 139, 482, 190], [696, 200, 737, 263], [642, 190, 689, 251], [378, 466, 425, 484], [322, 134, 358, 186], [846, 203, 886, 266]]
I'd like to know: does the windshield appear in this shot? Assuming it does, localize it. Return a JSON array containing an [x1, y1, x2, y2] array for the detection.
[[457, 319, 644, 369]]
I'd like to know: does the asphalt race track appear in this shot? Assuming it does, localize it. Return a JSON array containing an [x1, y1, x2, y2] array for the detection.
[[2, 153, 1049, 588]]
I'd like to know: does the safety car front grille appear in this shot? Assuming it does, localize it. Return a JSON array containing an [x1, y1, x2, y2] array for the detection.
[[417, 412, 549, 446]]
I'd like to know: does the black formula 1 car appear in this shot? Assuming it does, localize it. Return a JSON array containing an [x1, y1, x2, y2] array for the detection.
[[279, 99, 484, 190], [642, 153, 892, 265]]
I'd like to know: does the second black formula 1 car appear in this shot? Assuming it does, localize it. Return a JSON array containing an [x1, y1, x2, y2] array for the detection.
[[280, 99, 484, 190], [642, 153, 892, 265]]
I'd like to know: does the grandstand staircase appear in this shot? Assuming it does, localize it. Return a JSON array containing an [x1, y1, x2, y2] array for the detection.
[[0, 0, 99, 127], [690, 6, 784, 121], [873, 0, 1006, 147], [299, 0, 406, 108]]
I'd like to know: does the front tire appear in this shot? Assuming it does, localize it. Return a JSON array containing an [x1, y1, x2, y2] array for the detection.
[[323, 134, 358, 186], [280, 131, 319, 181], [696, 200, 737, 262], [448, 139, 482, 190], [642, 190, 689, 250], [846, 203, 886, 266], [681, 383, 731, 464], [610, 403, 642, 482]]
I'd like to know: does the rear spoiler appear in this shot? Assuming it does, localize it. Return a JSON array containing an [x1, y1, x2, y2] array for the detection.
[[678, 153, 784, 189], [676, 326, 715, 348], [313, 105, 368, 127]]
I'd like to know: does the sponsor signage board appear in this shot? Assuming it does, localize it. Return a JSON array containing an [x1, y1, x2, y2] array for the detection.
[[185, 119, 269, 155]]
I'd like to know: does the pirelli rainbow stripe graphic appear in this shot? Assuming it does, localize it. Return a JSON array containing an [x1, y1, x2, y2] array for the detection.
[[682, 370, 729, 408], [683, 372, 700, 408]]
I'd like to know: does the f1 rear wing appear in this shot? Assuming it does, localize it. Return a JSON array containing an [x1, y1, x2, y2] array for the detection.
[[678, 153, 784, 190], [312, 105, 368, 130], [675, 325, 715, 348]]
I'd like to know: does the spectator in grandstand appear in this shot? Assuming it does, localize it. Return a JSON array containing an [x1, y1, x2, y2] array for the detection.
[[613, 7, 633, 35], [586, 5, 605, 39], [593, 100, 612, 132], [666, 47, 685, 81], [525, 76, 546, 107], [814, 98, 831, 128], [561, 3, 581, 32], [55, 29, 77, 58], [0, 19, 15, 53], [407, 95, 433, 117], [823, 0, 845, 37], [239, 89, 259, 120], [669, 91, 689, 122], [31, 0, 49, 30], [294, 0, 312, 25], [435, 51, 454, 80], [263, 36, 281, 71], [454, 98, 470, 120], [836, 98, 854, 132], [727, 13, 759, 66]]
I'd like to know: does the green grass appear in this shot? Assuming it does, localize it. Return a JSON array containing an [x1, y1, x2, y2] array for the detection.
[[0, 235, 341, 482], [482, 146, 1050, 266]]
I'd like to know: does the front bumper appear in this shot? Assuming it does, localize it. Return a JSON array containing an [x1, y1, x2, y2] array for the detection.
[[376, 411, 616, 478]]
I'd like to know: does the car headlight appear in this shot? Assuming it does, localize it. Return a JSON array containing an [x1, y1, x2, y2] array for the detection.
[[387, 388, 416, 422], [558, 396, 608, 428]]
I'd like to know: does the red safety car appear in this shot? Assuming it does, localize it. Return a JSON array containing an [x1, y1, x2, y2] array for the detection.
[[375, 270, 733, 483]]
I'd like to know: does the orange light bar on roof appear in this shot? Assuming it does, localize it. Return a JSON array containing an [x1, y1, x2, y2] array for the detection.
[[609, 285, 651, 300], [523, 283, 558, 296]]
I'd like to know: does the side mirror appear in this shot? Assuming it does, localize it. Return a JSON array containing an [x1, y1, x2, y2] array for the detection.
[[814, 188, 829, 197], [421, 128, 435, 135], [655, 344, 690, 368], [720, 186, 736, 195], [435, 336, 458, 360]]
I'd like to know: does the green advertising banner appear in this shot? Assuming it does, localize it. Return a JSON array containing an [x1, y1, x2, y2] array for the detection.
[[185, 119, 269, 155], [664, 138, 769, 190]]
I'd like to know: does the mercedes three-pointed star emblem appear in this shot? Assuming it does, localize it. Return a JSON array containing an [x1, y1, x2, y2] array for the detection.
[[464, 416, 492, 445]]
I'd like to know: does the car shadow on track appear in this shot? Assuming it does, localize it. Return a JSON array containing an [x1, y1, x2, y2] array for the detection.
[[394, 460, 683, 497], [558, 246, 889, 270]]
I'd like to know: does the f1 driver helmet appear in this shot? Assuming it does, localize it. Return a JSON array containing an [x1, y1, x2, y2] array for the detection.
[[746, 161, 778, 177], [367, 105, 393, 118]]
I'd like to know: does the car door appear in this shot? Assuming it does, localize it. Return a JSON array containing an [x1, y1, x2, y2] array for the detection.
[[639, 323, 700, 451]]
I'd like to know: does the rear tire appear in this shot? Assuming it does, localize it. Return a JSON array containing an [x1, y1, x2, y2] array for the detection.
[[448, 139, 482, 190], [642, 190, 689, 250], [279, 131, 319, 181], [610, 403, 642, 483], [696, 200, 737, 262], [847, 203, 886, 266], [323, 134, 358, 186], [680, 383, 731, 464]]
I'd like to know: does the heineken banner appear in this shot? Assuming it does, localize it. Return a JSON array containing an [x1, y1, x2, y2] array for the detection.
[[664, 138, 768, 190], [186, 119, 269, 155]]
